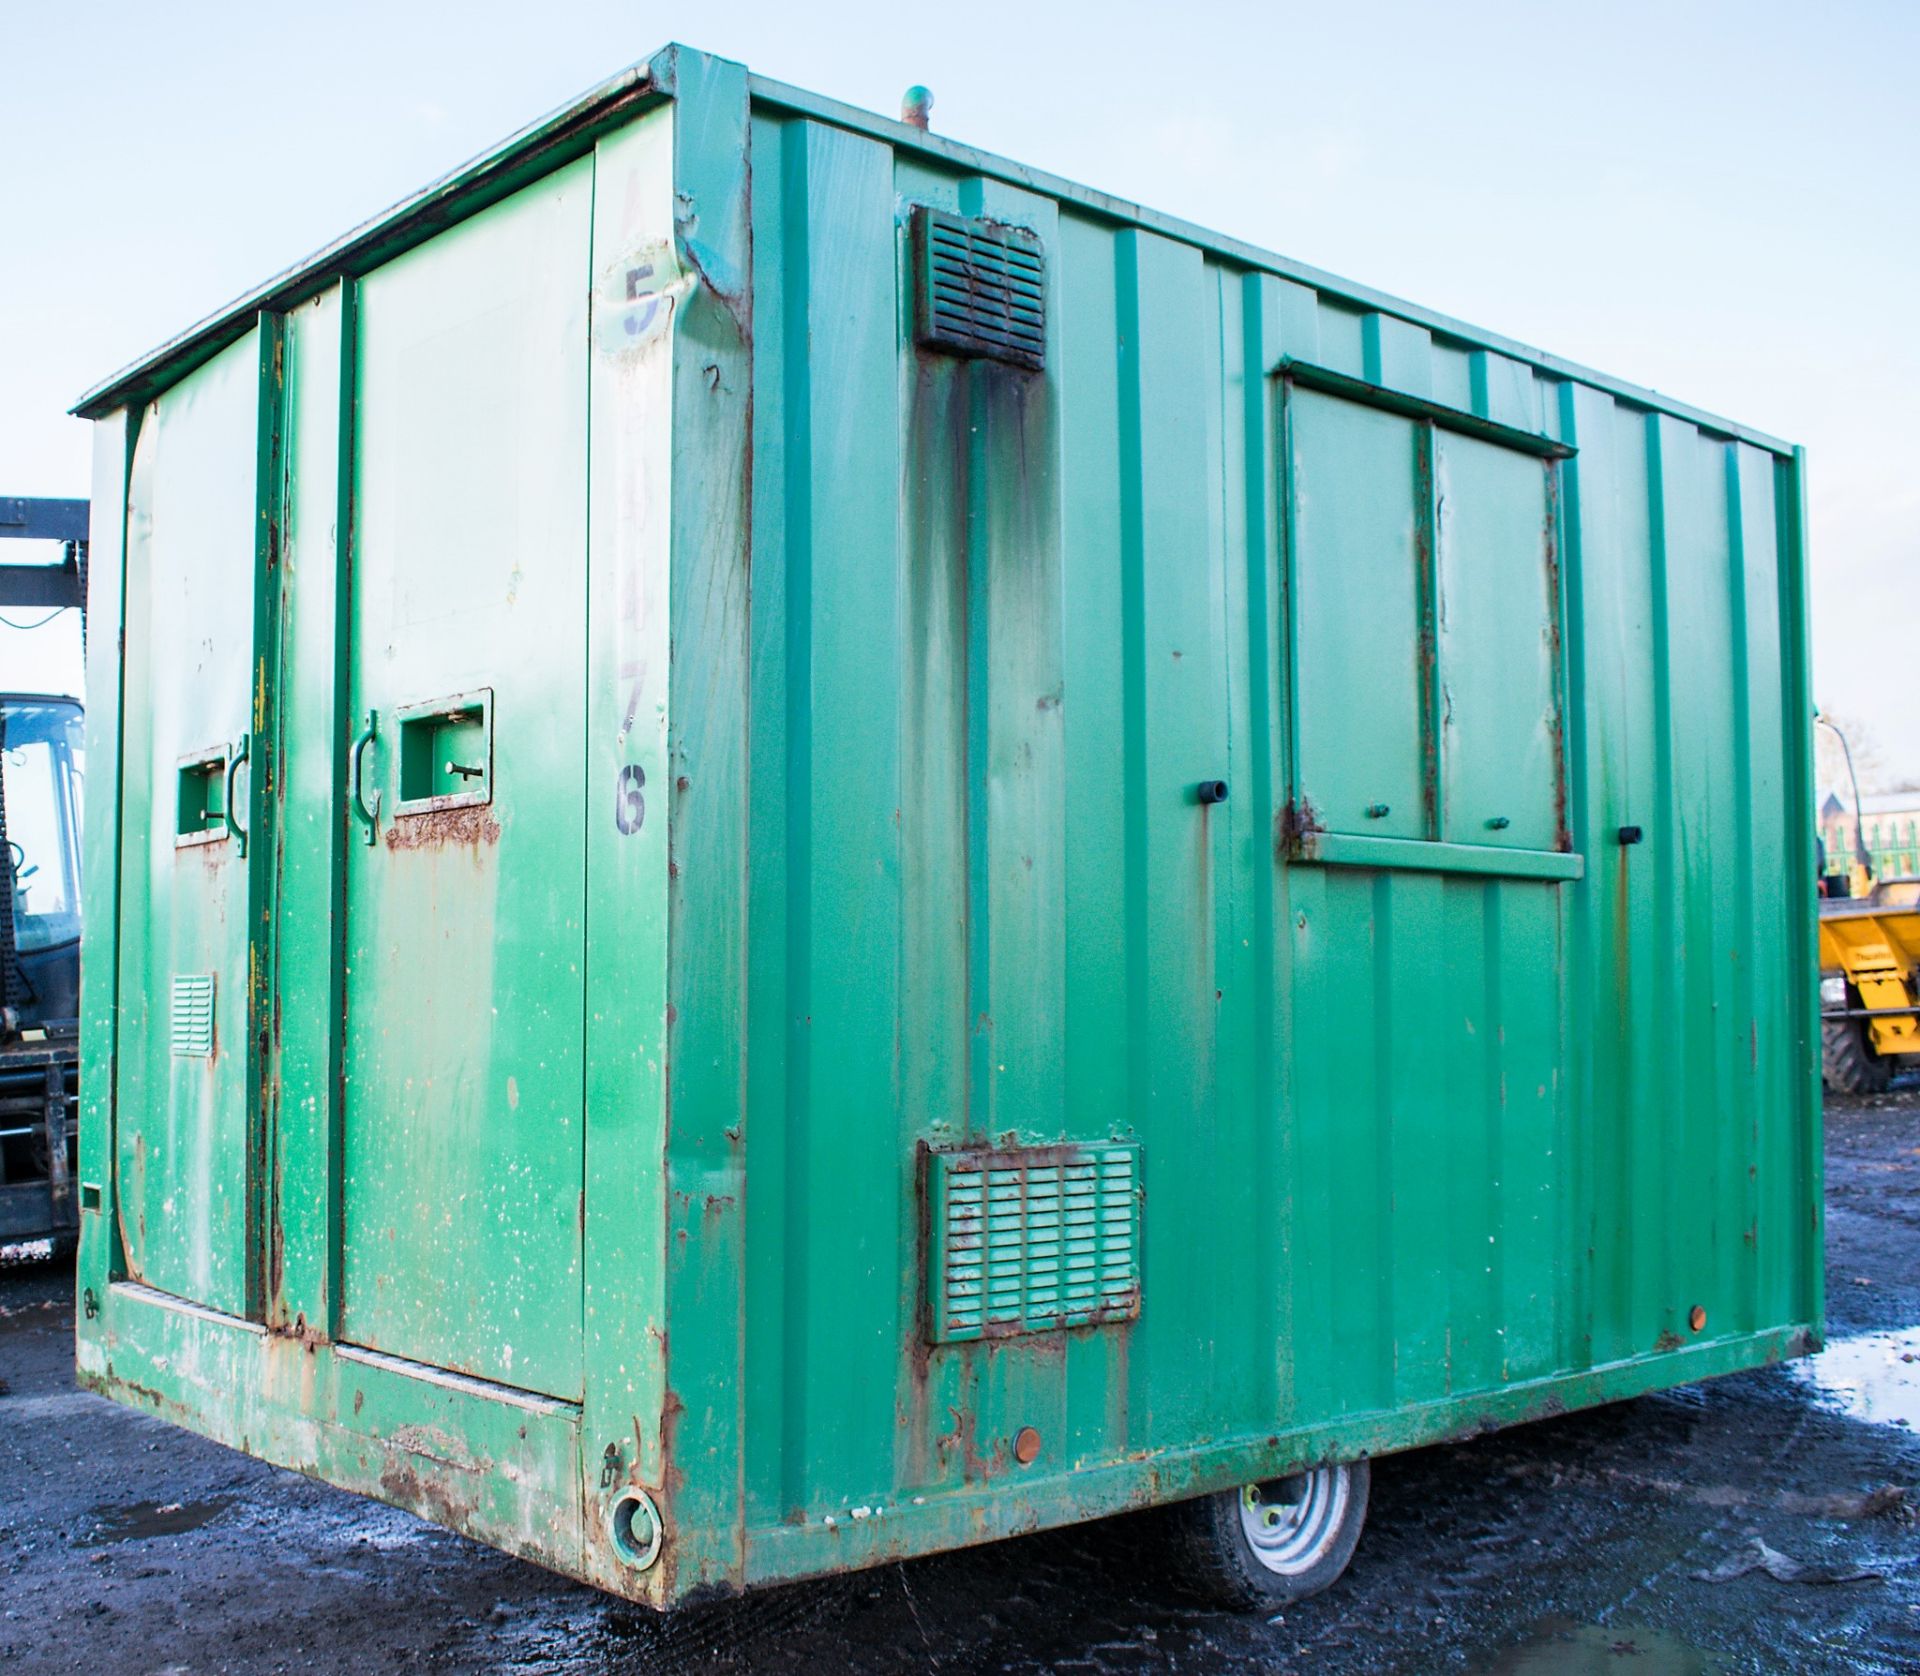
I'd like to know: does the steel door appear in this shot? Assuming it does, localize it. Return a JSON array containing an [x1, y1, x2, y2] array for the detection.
[[113, 333, 263, 1314], [337, 163, 592, 1397]]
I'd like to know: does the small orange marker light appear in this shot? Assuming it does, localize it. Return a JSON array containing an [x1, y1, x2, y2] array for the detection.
[[1013, 1426, 1041, 1465], [1688, 1305, 1707, 1333]]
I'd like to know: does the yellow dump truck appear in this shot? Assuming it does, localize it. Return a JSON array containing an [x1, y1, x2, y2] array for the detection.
[[1819, 879, 1920, 1093]]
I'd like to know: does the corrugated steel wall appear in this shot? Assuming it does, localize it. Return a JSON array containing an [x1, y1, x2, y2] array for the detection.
[[735, 100, 1817, 1529], [70, 54, 1818, 1598]]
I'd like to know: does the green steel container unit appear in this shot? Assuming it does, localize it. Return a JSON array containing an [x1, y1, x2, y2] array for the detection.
[[71, 43, 1820, 1609]]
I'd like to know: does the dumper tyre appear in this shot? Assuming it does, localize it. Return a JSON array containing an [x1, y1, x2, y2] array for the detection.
[[1164, 1459, 1370, 1610], [1822, 1016, 1891, 1095]]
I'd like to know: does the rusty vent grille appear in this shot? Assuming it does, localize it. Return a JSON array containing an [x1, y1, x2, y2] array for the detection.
[[911, 207, 1046, 372], [925, 1141, 1140, 1343], [170, 973, 214, 1058]]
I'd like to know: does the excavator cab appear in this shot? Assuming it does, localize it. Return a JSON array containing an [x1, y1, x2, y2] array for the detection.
[[1, 695, 85, 1032]]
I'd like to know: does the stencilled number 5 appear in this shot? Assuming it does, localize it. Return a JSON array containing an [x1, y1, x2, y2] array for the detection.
[[614, 763, 646, 835]]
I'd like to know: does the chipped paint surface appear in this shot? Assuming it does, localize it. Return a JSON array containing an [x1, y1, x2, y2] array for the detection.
[[381, 807, 502, 851]]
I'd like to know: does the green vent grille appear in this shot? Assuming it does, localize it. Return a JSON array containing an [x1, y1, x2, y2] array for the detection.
[[170, 973, 215, 1058], [925, 1141, 1141, 1343], [911, 207, 1046, 372]]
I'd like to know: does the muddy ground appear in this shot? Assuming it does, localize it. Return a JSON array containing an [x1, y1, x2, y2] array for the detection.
[[4, 1090, 1917, 1675]]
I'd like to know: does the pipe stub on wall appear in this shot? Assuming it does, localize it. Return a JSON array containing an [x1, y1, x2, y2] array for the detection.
[[609, 1486, 664, 1570]]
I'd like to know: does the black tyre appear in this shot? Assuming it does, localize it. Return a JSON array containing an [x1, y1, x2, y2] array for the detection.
[[1823, 1016, 1892, 1096], [1165, 1460, 1370, 1610]]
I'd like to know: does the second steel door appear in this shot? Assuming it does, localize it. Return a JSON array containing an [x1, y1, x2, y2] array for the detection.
[[337, 163, 593, 1399]]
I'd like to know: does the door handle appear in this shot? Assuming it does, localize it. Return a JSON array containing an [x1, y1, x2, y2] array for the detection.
[[224, 733, 249, 858], [349, 711, 381, 846]]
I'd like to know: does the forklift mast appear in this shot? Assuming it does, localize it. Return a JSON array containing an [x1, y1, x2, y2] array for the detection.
[[1, 496, 87, 1026], [0, 497, 88, 609], [1, 496, 87, 1245]]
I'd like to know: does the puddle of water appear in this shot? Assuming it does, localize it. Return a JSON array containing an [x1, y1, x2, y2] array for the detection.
[[75, 1495, 232, 1547], [1791, 1327, 1920, 1430], [1482, 1622, 1717, 1675]]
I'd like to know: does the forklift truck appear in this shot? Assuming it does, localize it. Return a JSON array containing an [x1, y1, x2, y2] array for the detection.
[[1, 496, 86, 1246]]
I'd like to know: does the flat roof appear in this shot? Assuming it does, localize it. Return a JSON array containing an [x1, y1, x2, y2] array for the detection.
[[74, 43, 1796, 458]]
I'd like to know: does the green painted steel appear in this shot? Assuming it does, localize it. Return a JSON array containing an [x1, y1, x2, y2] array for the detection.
[[72, 43, 1820, 1609], [924, 1142, 1143, 1343], [112, 330, 261, 1316], [338, 158, 593, 1399]]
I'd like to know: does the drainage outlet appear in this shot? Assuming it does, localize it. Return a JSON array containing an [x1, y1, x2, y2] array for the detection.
[[609, 1487, 663, 1571]]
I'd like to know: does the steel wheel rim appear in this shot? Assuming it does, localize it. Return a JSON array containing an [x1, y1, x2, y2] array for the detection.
[[1237, 1466, 1350, 1575]]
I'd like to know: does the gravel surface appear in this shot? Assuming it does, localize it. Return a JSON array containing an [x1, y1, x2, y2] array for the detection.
[[3, 1088, 1916, 1674]]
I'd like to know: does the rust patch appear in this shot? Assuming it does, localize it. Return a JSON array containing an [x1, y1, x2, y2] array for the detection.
[[936, 1400, 986, 1484], [1027, 1323, 1070, 1364], [103, 1375, 196, 1427], [126, 1131, 148, 1258], [904, 1339, 934, 1485], [379, 1455, 480, 1534], [268, 1169, 285, 1306], [658, 1386, 688, 1499], [906, 1142, 939, 1484], [1543, 467, 1570, 850], [1433, 1410, 1511, 1447], [269, 1312, 326, 1348], [1276, 795, 1322, 860], [1416, 432, 1439, 836], [383, 806, 500, 850], [1108, 1317, 1133, 1449]]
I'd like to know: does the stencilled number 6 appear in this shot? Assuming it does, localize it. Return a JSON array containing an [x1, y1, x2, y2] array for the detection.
[[614, 764, 646, 835]]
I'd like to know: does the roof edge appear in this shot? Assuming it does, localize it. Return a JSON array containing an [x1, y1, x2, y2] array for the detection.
[[747, 72, 1796, 458], [72, 52, 670, 419], [74, 44, 1796, 458]]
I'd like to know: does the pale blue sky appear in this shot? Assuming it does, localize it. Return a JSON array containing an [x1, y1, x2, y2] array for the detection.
[[4, 1, 1914, 783]]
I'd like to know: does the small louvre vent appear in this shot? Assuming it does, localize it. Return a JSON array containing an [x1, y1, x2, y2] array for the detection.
[[911, 207, 1046, 371], [926, 1141, 1140, 1343], [170, 974, 215, 1058]]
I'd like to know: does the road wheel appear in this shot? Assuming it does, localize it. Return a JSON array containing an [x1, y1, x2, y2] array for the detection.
[[1823, 1016, 1892, 1095], [1166, 1460, 1370, 1610]]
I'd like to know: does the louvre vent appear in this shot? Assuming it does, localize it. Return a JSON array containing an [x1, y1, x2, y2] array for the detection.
[[911, 207, 1046, 371], [925, 1141, 1140, 1343], [170, 973, 215, 1058]]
